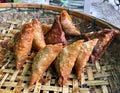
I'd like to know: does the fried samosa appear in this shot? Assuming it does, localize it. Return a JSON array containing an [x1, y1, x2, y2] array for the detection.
[[32, 19, 46, 51], [45, 17, 68, 45], [54, 40, 84, 86], [29, 44, 63, 88], [41, 24, 52, 35], [14, 23, 34, 70], [75, 39, 98, 79], [81, 29, 119, 63], [60, 10, 81, 36]]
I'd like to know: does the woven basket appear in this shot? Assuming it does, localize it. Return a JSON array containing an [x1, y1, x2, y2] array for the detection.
[[0, 3, 120, 93]]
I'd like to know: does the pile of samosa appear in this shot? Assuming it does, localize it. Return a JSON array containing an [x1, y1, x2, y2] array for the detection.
[[13, 10, 119, 88]]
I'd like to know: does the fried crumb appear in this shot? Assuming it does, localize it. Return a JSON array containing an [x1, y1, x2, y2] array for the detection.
[[0, 70, 4, 79]]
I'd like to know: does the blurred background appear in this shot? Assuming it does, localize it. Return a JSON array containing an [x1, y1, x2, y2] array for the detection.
[[0, 0, 120, 28]]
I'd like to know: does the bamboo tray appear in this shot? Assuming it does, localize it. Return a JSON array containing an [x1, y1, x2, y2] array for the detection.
[[0, 3, 120, 93]]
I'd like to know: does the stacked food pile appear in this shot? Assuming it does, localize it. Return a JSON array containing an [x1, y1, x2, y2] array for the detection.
[[0, 10, 119, 90]]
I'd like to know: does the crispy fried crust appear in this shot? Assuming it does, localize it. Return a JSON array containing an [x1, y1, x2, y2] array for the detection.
[[81, 29, 119, 62], [29, 44, 63, 88], [14, 23, 34, 70], [54, 40, 84, 86], [32, 19, 46, 51], [60, 10, 81, 36], [41, 24, 52, 35], [75, 39, 98, 79], [45, 17, 68, 45]]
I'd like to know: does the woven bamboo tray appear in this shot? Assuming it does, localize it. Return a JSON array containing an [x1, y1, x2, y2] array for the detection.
[[0, 3, 120, 93]]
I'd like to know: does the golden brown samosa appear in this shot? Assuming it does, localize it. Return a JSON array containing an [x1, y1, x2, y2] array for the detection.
[[81, 29, 119, 63], [14, 23, 34, 70], [75, 39, 98, 79], [45, 17, 68, 45], [32, 19, 46, 51], [41, 24, 52, 35], [29, 44, 63, 88], [54, 40, 84, 86], [60, 10, 80, 36]]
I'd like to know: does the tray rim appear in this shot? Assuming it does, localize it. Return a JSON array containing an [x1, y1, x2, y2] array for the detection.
[[0, 3, 120, 31]]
